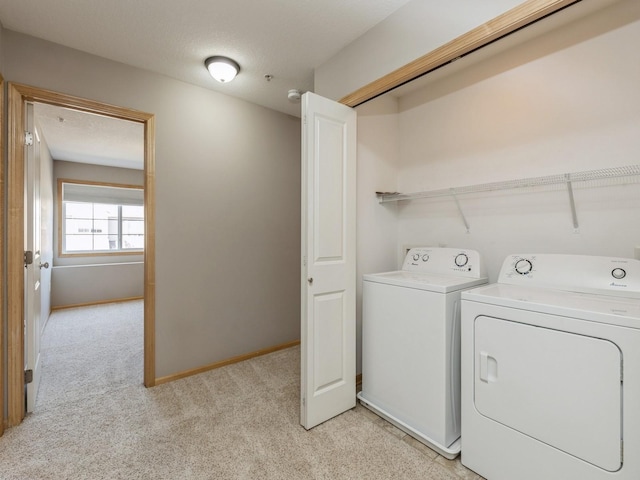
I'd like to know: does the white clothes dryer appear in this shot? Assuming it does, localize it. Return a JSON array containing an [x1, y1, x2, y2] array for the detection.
[[461, 254, 640, 480], [358, 247, 487, 458]]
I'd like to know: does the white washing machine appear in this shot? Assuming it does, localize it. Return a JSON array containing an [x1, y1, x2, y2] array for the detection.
[[358, 247, 487, 458], [461, 254, 640, 480]]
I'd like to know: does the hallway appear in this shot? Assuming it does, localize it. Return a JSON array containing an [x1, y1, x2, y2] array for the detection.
[[0, 301, 480, 480]]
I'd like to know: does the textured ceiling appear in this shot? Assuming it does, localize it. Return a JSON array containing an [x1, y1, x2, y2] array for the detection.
[[0, 0, 414, 118], [34, 103, 144, 170], [2, 0, 416, 170]]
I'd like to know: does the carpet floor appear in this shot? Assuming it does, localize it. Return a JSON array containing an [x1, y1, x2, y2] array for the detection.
[[0, 300, 482, 480]]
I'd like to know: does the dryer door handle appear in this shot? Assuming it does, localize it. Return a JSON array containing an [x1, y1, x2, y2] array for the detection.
[[480, 351, 498, 383]]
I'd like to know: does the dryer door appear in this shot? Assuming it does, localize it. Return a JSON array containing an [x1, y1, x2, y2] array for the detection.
[[474, 316, 622, 472]]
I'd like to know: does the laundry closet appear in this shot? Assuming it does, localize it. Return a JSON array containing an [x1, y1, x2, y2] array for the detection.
[[352, 0, 640, 371]]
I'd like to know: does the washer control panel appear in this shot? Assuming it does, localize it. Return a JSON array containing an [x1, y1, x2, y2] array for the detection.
[[402, 247, 486, 278], [499, 254, 640, 298], [514, 258, 533, 275]]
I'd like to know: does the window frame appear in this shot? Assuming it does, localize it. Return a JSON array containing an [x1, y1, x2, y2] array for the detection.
[[57, 178, 144, 257]]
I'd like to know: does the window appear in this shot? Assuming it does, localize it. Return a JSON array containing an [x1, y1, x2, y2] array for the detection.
[[59, 180, 144, 255]]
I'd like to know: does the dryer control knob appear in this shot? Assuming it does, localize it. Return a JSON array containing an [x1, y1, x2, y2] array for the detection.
[[412, 253, 420, 261], [514, 259, 533, 275], [612, 268, 626, 280], [422, 254, 429, 262], [455, 253, 469, 267]]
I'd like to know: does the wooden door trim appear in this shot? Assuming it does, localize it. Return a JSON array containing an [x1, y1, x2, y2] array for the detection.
[[0, 72, 4, 435], [5, 83, 156, 427], [339, 0, 578, 107]]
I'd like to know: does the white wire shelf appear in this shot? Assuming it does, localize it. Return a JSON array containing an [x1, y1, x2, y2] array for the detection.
[[376, 165, 640, 233], [376, 165, 640, 203]]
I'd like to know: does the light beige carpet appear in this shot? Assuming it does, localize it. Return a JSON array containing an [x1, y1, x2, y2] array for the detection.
[[0, 301, 482, 480]]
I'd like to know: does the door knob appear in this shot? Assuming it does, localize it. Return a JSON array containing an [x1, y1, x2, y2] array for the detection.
[[39, 262, 49, 269], [307, 277, 313, 285]]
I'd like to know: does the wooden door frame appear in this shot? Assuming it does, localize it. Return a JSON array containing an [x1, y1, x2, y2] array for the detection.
[[0, 73, 4, 435], [5, 83, 156, 427]]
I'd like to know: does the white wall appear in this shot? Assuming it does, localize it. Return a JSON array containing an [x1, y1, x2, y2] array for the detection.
[[314, 0, 523, 101], [37, 123, 54, 322], [2, 31, 301, 378], [354, 95, 400, 372], [394, 0, 640, 281]]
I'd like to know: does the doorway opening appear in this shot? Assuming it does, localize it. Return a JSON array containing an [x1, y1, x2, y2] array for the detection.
[[5, 83, 156, 428]]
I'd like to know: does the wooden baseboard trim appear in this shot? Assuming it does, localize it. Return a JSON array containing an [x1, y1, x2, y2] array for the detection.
[[356, 373, 362, 387], [51, 296, 144, 311], [155, 340, 301, 386]]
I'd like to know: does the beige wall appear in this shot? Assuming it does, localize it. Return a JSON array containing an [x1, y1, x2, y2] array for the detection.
[[0, 23, 4, 70], [2, 30, 301, 377], [51, 262, 143, 308]]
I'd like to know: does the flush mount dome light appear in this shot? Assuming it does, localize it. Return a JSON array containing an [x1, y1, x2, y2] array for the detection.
[[205, 56, 240, 83]]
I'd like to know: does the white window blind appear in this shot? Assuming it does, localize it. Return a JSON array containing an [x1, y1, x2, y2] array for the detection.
[[62, 182, 143, 206]]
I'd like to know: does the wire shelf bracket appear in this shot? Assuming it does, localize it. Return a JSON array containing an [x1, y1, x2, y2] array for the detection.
[[450, 189, 471, 233]]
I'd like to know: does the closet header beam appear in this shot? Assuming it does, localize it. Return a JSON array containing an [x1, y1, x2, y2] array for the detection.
[[340, 0, 579, 108]]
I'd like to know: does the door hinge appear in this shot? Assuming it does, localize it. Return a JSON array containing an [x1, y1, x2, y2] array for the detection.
[[25, 369, 33, 384], [24, 250, 34, 267], [302, 397, 306, 406], [24, 131, 34, 146]]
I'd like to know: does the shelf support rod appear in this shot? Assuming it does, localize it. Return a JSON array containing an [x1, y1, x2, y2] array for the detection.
[[565, 174, 579, 231], [450, 189, 470, 233]]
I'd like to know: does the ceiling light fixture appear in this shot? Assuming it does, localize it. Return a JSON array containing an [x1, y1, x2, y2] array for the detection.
[[205, 56, 240, 83]]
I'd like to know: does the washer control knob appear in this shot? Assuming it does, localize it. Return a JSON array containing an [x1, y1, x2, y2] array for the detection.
[[455, 253, 469, 267], [515, 259, 533, 275], [412, 253, 420, 261], [612, 268, 626, 280], [422, 254, 429, 262]]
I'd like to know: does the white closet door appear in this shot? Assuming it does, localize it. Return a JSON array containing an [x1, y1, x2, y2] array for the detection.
[[25, 102, 43, 413], [300, 92, 356, 430]]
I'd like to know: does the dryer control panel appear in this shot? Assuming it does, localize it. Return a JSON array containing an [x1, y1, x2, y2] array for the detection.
[[498, 254, 640, 298], [402, 247, 486, 278]]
